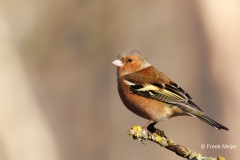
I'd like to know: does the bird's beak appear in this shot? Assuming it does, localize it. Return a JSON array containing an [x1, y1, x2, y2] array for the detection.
[[112, 59, 123, 67]]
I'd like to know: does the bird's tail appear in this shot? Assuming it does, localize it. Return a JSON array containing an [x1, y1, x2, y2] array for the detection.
[[186, 112, 229, 131]]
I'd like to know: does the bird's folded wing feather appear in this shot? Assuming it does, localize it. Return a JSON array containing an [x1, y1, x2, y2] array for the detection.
[[123, 67, 203, 113]]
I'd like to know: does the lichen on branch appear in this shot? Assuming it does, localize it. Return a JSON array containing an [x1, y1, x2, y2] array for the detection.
[[128, 126, 226, 160]]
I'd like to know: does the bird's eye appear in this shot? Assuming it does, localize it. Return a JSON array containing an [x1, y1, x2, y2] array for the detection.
[[128, 58, 132, 62]]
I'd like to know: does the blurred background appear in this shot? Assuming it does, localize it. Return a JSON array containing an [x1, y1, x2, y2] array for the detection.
[[0, 0, 240, 160]]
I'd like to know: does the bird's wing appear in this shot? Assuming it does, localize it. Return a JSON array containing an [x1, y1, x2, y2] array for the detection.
[[123, 67, 203, 113]]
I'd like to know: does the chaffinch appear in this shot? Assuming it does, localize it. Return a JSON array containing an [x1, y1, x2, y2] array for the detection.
[[112, 49, 228, 133]]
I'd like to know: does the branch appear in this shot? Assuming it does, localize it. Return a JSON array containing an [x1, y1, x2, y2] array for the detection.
[[128, 126, 226, 160]]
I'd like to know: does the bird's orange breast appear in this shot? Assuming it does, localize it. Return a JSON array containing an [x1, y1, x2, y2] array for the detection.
[[117, 77, 183, 122]]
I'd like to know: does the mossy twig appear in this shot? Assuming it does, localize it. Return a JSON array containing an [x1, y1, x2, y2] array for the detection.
[[128, 126, 226, 160]]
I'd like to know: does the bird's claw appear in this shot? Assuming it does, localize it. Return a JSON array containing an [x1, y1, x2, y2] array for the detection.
[[140, 139, 146, 145]]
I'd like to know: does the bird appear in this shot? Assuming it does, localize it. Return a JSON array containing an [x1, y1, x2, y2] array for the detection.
[[112, 49, 229, 134]]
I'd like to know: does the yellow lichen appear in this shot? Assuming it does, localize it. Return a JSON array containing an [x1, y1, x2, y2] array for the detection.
[[217, 156, 225, 160], [132, 126, 142, 132], [195, 153, 202, 158], [153, 133, 162, 142], [167, 139, 174, 146], [128, 126, 142, 138]]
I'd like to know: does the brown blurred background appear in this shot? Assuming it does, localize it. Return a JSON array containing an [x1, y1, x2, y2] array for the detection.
[[0, 0, 240, 160]]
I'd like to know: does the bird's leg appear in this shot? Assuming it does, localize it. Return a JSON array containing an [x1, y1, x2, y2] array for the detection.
[[143, 120, 167, 138], [142, 120, 156, 136]]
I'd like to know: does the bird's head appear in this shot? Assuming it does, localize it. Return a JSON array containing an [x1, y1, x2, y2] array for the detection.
[[112, 49, 151, 76]]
